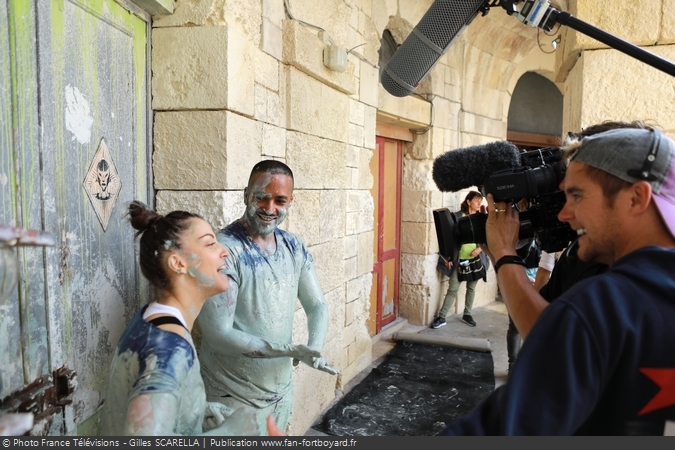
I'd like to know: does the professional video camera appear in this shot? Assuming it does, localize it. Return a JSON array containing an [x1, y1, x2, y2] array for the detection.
[[433, 146, 577, 263]]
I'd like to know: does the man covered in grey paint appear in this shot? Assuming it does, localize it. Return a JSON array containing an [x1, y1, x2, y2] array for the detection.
[[198, 160, 337, 435]]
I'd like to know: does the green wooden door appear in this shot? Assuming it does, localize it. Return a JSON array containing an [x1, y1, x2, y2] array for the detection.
[[1, 0, 149, 434], [0, 0, 25, 401]]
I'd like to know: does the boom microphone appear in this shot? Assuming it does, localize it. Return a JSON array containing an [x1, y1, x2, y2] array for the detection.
[[432, 141, 521, 192], [381, 0, 487, 97]]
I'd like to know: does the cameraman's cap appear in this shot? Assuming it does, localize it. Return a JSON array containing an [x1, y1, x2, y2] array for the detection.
[[570, 128, 675, 239]]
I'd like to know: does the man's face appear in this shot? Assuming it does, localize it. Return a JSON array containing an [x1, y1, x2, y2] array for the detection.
[[243, 172, 293, 236], [557, 162, 626, 265]]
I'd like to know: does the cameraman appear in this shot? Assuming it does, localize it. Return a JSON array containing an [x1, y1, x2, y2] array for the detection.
[[502, 121, 651, 339], [440, 126, 675, 435]]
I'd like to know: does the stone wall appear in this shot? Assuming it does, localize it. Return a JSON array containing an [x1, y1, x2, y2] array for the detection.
[[560, 0, 675, 134], [149, 0, 675, 435]]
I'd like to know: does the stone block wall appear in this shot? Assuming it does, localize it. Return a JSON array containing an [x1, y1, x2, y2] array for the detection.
[[560, 1, 675, 134]]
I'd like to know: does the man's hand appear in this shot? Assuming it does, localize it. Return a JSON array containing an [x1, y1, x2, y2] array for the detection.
[[292, 354, 340, 375], [485, 194, 521, 261], [310, 356, 340, 375], [288, 344, 322, 364], [203, 402, 237, 431]]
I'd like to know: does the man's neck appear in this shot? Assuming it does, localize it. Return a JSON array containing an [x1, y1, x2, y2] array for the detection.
[[609, 221, 675, 265]]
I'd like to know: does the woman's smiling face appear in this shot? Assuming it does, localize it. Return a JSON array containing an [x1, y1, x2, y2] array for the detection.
[[176, 218, 229, 294]]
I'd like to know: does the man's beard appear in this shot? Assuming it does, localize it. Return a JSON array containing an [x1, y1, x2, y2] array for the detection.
[[244, 205, 287, 236]]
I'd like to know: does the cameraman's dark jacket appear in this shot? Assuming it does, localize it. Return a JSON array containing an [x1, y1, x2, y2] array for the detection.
[[440, 246, 675, 435]]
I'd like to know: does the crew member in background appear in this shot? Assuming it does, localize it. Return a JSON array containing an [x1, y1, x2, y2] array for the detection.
[[432, 191, 489, 329]]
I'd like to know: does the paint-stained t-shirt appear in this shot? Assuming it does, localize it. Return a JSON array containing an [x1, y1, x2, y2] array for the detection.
[[102, 307, 206, 435], [200, 220, 314, 408]]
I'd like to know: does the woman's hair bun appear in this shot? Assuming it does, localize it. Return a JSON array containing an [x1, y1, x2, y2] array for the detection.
[[127, 201, 162, 235]]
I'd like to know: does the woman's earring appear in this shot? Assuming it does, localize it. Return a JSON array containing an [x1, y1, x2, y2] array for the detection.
[[176, 269, 182, 274]]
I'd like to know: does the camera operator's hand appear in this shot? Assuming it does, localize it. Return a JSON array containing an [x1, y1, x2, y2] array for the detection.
[[485, 194, 521, 261], [485, 194, 550, 341]]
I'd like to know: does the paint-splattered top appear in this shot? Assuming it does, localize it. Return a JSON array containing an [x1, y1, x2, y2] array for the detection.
[[101, 307, 206, 435]]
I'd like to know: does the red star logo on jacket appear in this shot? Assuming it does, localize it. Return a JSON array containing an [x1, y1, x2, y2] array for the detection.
[[638, 368, 675, 416]]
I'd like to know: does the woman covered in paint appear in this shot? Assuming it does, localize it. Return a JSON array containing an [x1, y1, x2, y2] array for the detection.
[[101, 201, 266, 436]]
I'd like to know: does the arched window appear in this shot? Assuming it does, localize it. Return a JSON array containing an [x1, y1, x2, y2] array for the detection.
[[507, 72, 563, 150]]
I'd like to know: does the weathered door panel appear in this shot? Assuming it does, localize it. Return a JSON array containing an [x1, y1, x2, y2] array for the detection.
[[0, 0, 23, 397], [0, 0, 50, 397], [13, 0, 50, 393], [37, 0, 148, 426], [378, 139, 401, 329], [0, 0, 149, 432]]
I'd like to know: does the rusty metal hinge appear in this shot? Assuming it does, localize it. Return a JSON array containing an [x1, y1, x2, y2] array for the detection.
[[0, 366, 77, 435]]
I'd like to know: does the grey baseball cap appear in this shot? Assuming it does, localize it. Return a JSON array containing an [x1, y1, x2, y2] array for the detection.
[[570, 128, 675, 239]]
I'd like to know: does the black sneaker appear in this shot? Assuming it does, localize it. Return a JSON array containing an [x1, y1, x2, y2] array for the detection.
[[430, 317, 447, 329], [461, 315, 476, 327]]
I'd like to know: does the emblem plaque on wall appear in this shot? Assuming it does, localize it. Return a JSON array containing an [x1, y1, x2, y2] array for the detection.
[[83, 138, 122, 231]]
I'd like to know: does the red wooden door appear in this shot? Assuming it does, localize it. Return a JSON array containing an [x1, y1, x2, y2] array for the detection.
[[369, 137, 402, 335]]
